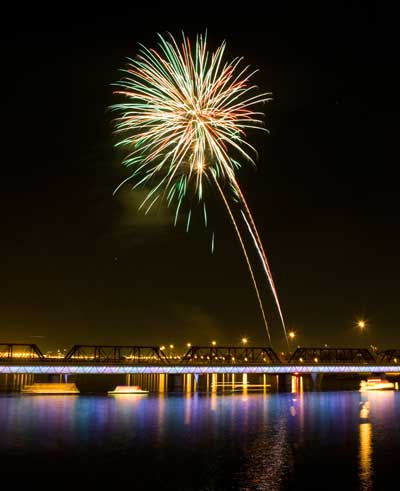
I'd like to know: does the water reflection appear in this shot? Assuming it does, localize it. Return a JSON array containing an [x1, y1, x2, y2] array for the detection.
[[239, 397, 293, 491], [184, 393, 192, 425], [359, 421, 372, 490], [357, 390, 396, 490], [1, 392, 400, 488], [359, 401, 370, 420]]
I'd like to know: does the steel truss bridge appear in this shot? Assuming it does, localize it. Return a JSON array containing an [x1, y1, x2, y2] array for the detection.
[[0, 343, 400, 375]]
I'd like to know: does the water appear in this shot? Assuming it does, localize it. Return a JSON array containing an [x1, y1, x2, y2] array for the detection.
[[0, 391, 398, 489]]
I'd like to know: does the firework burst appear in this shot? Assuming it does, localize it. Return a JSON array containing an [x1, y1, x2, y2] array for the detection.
[[111, 32, 287, 345]]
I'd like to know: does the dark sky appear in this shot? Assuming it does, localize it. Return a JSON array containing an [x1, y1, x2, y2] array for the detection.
[[1, 3, 398, 352]]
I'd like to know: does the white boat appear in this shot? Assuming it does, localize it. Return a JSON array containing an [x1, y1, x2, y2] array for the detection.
[[359, 378, 395, 391], [108, 385, 149, 395], [21, 383, 80, 395]]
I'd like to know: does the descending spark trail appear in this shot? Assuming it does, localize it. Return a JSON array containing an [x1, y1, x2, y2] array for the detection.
[[111, 32, 286, 344], [233, 178, 288, 342], [213, 176, 272, 344], [240, 209, 288, 345]]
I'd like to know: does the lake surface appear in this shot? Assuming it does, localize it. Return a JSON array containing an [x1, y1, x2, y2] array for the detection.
[[0, 391, 398, 489]]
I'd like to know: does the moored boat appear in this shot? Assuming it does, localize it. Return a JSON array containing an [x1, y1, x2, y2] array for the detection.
[[108, 385, 149, 395], [359, 378, 395, 391], [21, 383, 80, 395]]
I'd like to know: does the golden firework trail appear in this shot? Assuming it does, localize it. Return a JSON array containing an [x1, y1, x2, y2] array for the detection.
[[111, 32, 286, 345]]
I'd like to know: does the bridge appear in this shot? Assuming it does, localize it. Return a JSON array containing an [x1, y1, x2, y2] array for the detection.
[[0, 343, 399, 375]]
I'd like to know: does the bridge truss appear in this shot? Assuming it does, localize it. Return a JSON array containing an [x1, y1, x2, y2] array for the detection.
[[0, 343, 44, 360], [379, 349, 400, 363], [289, 347, 376, 364], [63, 345, 169, 363], [181, 346, 281, 365]]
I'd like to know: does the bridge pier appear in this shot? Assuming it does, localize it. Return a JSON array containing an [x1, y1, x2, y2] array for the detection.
[[168, 374, 184, 392], [185, 374, 192, 392], [49, 374, 63, 383], [310, 373, 324, 391], [0, 373, 34, 392], [159, 373, 167, 392], [277, 373, 292, 392]]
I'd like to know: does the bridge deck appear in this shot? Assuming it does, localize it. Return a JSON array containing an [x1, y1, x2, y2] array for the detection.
[[0, 362, 399, 374]]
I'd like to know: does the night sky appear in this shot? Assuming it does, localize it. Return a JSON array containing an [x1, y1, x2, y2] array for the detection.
[[2, 4, 398, 352]]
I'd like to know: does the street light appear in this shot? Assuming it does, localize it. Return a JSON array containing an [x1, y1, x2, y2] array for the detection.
[[241, 337, 248, 345], [356, 319, 370, 347], [186, 342, 191, 348], [211, 340, 217, 346], [288, 331, 296, 353], [358, 320, 366, 330]]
